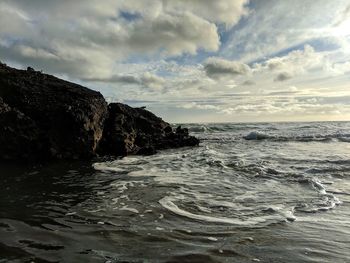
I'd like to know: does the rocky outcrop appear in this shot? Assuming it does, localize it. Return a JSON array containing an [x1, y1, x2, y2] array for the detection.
[[0, 62, 108, 161], [98, 103, 199, 156], [0, 97, 44, 161], [0, 62, 199, 162]]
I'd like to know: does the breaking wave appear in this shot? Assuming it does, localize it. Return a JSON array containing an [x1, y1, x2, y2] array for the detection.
[[243, 131, 350, 142]]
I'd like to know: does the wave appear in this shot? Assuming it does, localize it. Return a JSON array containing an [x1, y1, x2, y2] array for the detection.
[[243, 132, 270, 140], [186, 124, 267, 133], [243, 131, 350, 143], [159, 196, 296, 227], [294, 177, 342, 213]]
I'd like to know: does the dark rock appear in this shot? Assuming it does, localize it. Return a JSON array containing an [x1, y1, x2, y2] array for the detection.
[[176, 126, 189, 136], [136, 146, 157, 156], [0, 98, 45, 161], [98, 103, 199, 156], [164, 125, 173, 134], [0, 63, 108, 161], [0, 62, 199, 161]]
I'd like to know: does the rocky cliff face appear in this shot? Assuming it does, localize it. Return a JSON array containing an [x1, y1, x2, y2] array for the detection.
[[0, 97, 44, 160], [0, 62, 199, 162], [0, 63, 108, 161]]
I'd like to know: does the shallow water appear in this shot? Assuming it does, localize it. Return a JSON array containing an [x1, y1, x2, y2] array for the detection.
[[1, 122, 350, 262]]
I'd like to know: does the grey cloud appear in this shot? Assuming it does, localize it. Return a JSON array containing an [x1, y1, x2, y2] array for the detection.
[[266, 91, 299, 96], [274, 72, 293, 82], [242, 80, 256, 86], [140, 72, 165, 90], [85, 75, 140, 84], [267, 60, 285, 71], [115, 75, 141, 84], [84, 72, 165, 90], [204, 57, 251, 79], [0, 43, 97, 77]]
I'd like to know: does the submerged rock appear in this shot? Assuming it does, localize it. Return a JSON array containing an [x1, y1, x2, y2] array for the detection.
[[0, 62, 199, 161]]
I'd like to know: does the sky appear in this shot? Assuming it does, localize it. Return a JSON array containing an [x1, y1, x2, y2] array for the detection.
[[1, 0, 350, 123]]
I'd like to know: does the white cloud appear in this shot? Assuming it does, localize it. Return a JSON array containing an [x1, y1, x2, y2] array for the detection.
[[180, 102, 220, 111], [222, 0, 350, 62], [325, 61, 350, 75], [0, 0, 248, 78], [15, 45, 59, 60], [252, 45, 350, 82], [165, 0, 249, 27], [258, 45, 323, 75]]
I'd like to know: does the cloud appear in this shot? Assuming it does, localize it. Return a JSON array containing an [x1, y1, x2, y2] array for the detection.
[[179, 102, 220, 111], [274, 72, 293, 82], [252, 45, 350, 82], [127, 12, 220, 56], [333, 4, 350, 26], [325, 61, 350, 75], [252, 44, 350, 84], [204, 57, 251, 79], [140, 72, 165, 90], [85, 72, 165, 90], [166, 0, 250, 27], [0, 0, 248, 78], [217, 95, 350, 117], [221, 0, 350, 62], [1, 0, 350, 123], [242, 80, 256, 86], [85, 74, 140, 84]]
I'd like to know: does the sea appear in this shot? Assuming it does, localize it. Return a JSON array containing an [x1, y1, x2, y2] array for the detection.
[[1, 122, 349, 263]]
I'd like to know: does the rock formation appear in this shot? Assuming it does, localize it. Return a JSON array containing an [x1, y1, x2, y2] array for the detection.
[[0, 62, 199, 162], [98, 103, 199, 156]]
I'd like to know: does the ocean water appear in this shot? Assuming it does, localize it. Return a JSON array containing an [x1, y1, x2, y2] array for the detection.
[[1, 122, 350, 263]]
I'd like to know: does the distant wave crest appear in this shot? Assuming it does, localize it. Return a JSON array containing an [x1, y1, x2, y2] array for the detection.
[[243, 131, 350, 143]]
